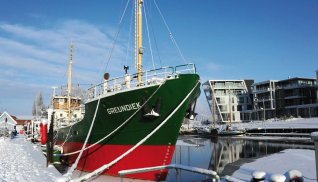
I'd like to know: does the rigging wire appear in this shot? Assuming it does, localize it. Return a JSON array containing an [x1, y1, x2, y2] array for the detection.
[[64, 97, 101, 179], [134, 0, 138, 70], [143, 0, 156, 70], [147, 4, 162, 68], [153, 0, 187, 64], [99, 0, 131, 81], [124, 2, 135, 68], [99, 0, 187, 77]]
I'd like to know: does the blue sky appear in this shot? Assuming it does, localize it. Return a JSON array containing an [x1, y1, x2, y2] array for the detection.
[[0, 0, 317, 117]]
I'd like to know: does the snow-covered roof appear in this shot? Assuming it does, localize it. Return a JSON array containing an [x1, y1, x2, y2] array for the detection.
[[0, 111, 17, 126]]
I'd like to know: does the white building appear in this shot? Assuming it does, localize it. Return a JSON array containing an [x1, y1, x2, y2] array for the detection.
[[0, 111, 17, 131], [252, 80, 278, 120], [203, 80, 253, 124]]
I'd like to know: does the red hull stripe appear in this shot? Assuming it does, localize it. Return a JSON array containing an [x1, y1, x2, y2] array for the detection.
[[62, 142, 176, 181]]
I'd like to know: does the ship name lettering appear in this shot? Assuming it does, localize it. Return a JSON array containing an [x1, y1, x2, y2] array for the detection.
[[107, 102, 141, 115]]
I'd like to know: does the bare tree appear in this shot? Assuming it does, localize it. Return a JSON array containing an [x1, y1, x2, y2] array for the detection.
[[32, 92, 46, 117], [32, 101, 36, 116]]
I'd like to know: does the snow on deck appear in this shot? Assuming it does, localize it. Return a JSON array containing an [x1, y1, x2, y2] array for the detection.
[[231, 149, 316, 182], [0, 135, 61, 181]]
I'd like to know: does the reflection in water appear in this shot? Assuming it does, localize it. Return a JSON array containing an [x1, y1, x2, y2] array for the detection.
[[209, 137, 244, 174], [166, 136, 314, 182]]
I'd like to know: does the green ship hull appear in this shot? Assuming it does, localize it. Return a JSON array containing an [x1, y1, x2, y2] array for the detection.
[[56, 73, 200, 180]]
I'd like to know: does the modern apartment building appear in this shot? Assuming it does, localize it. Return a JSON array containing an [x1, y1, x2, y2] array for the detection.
[[317, 69, 318, 103], [204, 70, 318, 122], [251, 77, 318, 119], [252, 80, 278, 120], [275, 77, 318, 118], [203, 80, 253, 124]]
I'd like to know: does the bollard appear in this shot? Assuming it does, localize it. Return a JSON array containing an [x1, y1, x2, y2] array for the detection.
[[285, 169, 303, 182], [251, 171, 266, 182], [270, 174, 286, 182], [311, 132, 318, 182]]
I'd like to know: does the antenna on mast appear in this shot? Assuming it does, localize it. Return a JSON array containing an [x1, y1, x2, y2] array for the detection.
[[51, 86, 58, 96]]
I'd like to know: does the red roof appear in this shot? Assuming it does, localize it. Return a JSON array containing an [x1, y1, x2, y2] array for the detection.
[[15, 119, 32, 125], [0, 112, 32, 125]]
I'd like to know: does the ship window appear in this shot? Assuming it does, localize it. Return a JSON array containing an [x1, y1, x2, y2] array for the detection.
[[59, 99, 64, 103], [60, 113, 63, 117]]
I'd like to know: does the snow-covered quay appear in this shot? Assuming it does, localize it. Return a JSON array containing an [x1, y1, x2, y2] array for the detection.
[[231, 149, 316, 181], [234, 117, 318, 130], [0, 136, 61, 182]]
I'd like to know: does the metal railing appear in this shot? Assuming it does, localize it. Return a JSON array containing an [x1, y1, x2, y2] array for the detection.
[[118, 164, 219, 182], [87, 63, 196, 101]]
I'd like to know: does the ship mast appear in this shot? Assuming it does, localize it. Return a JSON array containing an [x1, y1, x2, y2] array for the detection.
[[137, 0, 143, 85], [67, 44, 73, 124]]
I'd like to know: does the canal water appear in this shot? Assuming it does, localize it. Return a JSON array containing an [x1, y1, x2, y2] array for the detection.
[[166, 135, 314, 182]]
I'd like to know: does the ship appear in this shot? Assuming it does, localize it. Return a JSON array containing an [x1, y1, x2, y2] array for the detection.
[[52, 0, 200, 181]]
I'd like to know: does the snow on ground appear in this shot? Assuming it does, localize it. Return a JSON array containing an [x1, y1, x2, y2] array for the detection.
[[231, 149, 316, 182], [233, 117, 318, 130], [0, 135, 61, 182]]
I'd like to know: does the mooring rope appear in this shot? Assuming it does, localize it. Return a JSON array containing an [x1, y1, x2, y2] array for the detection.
[[64, 97, 101, 179], [71, 80, 200, 182], [59, 122, 76, 147]]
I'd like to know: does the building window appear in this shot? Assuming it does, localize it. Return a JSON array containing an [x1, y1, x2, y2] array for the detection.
[[237, 105, 242, 111], [219, 105, 227, 112]]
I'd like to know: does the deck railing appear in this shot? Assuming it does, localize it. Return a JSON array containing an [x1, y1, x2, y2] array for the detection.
[[118, 164, 219, 182], [87, 63, 196, 100]]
